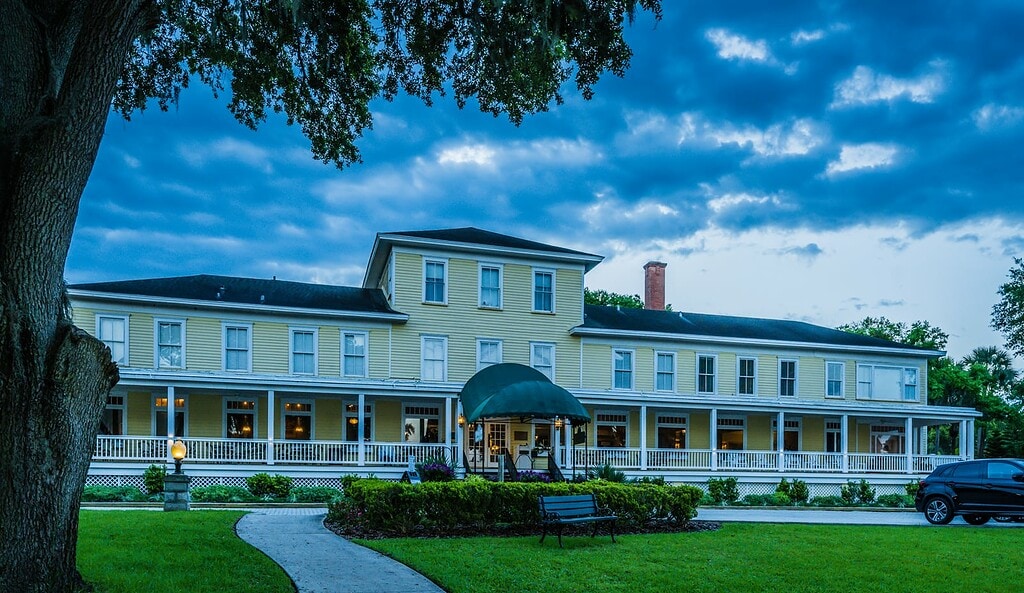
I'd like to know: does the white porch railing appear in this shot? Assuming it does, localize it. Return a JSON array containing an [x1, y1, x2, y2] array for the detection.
[[94, 435, 166, 462], [848, 453, 906, 473], [186, 438, 268, 463], [647, 449, 711, 470], [573, 447, 642, 469], [717, 450, 779, 470], [274, 441, 357, 464], [783, 452, 842, 472], [364, 442, 453, 466], [912, 454, 961, 473]]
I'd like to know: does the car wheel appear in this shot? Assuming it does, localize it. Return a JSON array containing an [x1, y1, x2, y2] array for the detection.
[[963, 514, 990, 525], [924, 496, 954, 525]]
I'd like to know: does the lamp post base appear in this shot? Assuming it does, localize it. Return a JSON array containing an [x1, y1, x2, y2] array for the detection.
[[163, 473, 192, 511]]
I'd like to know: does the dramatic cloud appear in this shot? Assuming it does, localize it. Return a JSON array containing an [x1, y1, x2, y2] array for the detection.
[[832, 62, 947, 107], [825, 143, 900, 176]]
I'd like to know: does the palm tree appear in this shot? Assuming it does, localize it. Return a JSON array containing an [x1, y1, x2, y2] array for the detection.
[[962, 346, 1018, 397]]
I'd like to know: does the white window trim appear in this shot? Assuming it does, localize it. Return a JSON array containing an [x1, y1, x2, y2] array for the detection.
[[153, 318, 186, 370], [478, 263, 504, 309], [697, 353, 718, 395], [716, 415, 747, 450], [96, 314, 129, 365], [778, 358, 798, 397], [856, 363, 920, 402], [341, 330, 369, 378], [423, 258, 449, 305], [343, 401, 375, 442], [421, 335, 448, 382], [594, 409, 630, 448], [825, 418, 843, 452], [402, 402, 442, 444], [531, 268, 556, 313], [289, 327, 319, 376], [280, 398, 315, 440], [152, 394, 188, 437], [103, 395, 127, 435], [655, 351, 677, 392], [530, 342, 556, 381], [222, 322, 253, 373], [736, 356, 758, 396], [825, 361, 845, 399], [223, 397, 259, 439], [612, 348, 635, 390], [655, 413, 689, 449], [476, 338, 503, 371]]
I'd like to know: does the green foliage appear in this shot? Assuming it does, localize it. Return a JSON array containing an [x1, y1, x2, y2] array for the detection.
[[288, 487, 344, 503], [327, 479, 702, 536], [905, 481, 921, 497], [416, 457, 456, 482], [588, 462, 626, 482], [630, 475, 666, 486], [837, 316, 948, 351], [875, 494, 915, 508], [809, 495, 848, 507], [737, 492, 790, 506], [706, 477, 739, 504], [246, 473, 294, 499], [584, 288, 644, 309], [773, 478, 808, 504], [82, 485, 149, 502], [143, 464, 168, 494], [993, 257, 1024, 359], [191, 486, 259, 503], [840, 480, 875, 505]]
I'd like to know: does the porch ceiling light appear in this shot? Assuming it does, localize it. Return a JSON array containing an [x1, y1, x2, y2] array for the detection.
[[554, 417, 563, 429], [170, 439, 187, 474], [458, 414, 465, 426]]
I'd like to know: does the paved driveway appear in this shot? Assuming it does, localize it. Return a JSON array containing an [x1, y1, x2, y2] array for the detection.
[[696, 507, 1020, 527]]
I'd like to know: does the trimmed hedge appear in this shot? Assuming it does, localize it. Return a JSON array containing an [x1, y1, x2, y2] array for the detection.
[[82, 485, 149, 502], [328, 479, 703, 536]]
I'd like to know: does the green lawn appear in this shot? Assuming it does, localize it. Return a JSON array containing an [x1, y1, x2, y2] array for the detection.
[[363, 523, 1024, 593], [77, 511, 292, 593]]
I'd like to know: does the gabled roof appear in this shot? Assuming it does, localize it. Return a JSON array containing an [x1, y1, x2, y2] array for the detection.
[[69, 274, 406, 320], [575, 305, 942, 356], [362, 227, 604, 287]]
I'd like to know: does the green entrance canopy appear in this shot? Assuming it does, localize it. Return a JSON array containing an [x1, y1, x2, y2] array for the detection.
[[460, 363, 591, 424]]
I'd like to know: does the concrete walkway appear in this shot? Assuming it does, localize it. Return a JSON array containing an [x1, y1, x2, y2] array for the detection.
[[235, 509, 444, 593]]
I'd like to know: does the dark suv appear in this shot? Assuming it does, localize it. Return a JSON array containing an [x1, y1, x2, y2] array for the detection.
[[915, 458, 1024, 525]]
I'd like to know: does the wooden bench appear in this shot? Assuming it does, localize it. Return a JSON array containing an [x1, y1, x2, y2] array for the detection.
[[538, 494, 617, 548]]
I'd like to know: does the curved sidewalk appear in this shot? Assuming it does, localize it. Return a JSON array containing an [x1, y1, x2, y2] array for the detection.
[[236, 509, 444, 593]]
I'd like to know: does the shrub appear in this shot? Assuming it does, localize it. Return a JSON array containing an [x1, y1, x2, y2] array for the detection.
[[876, 493, 915, 508], [191, 485, 258, 503], [905, 480, 921, 497], [840, 479, 876, 505], [82, 485, 147, 502], [738, 494, 774, 506], [517, 471, 552, 483], [706, 477, 739, 504], [416, 457, 456, 482], [143, 464, 167, 495], [809, 495, 848, 507], [327, 479, 703, 537], [631, 476, 666, 486], [588, 462, 626, 482], [289, 487, 343, 503], [788, 479, 809, 504], [246, 473, 293, 499]]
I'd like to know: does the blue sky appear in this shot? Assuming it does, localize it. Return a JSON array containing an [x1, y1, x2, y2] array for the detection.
[[69, 1, 1024, 360]]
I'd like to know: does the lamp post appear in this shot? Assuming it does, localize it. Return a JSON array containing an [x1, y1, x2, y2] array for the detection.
[[164, 439, 192, 511]]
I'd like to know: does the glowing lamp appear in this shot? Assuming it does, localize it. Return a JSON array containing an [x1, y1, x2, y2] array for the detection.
[[458, 414, 465, 426], [170, 439, 187, 474]]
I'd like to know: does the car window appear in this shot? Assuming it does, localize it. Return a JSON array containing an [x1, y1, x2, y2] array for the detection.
[[988, 462, 1019, 480], [952, 462, 985, 479]]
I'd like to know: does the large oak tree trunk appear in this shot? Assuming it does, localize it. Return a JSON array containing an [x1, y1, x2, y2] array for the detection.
[[0, 1, 153, 591]]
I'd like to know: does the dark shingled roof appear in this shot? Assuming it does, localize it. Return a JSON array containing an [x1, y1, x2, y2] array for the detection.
[[387, 227, 600, 258], [69, 275, 403, 316], [580, 305, 939, 353]]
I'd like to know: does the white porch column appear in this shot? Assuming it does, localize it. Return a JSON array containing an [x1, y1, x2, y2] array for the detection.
[[777, 411, 785, 472], [640, 404, 648, 471], [444, 397, 452, 447], [267, 390, 275, 465], [709, 408, 718, 472], [455, 401, 464, 475], [841, 414, 849, 473], [166, 386, 176, 464], [905, 416, 913, 474], [919, 426, 928, 457], [967, 419, 976, 460], [357, 393, 366, 467], [552, 421, 561, 468], [563, 422, 571, 470], [959, 420, 967, 459]]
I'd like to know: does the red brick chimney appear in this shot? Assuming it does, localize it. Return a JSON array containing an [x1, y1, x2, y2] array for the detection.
[[644, 261, 667, 310]]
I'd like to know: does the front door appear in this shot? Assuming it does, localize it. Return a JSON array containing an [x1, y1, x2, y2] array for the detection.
[[486, 422, 508, 469]]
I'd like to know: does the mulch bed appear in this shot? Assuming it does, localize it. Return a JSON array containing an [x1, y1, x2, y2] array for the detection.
[[325, 519, 720, 540]]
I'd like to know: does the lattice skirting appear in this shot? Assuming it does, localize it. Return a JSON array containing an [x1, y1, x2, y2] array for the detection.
[[86, 475, 344, 490], [676, 480, 909, 498]]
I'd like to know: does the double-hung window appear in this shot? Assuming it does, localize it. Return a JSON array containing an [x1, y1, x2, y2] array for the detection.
[[421, 336, 447, 381], [290, 328, 317, 375], [738, 357, 757, 396], [697, 354, 717, 394], [225, 398, 256, 438], [424, 260, 447, 304], [533, 270, 555, 312], [826, 361, 845, 398], [531, 343, 555, 380], [342, 332, 368, 377], [223, 323, 251, 372], [857, 364, 921, 401], [656, 352, 676, 392], [779, 359, 797, 396], [97, 315, 128, 365], [613, 349, 634, 389], [479, 264, 502, 308], [282, 400, 313, 440], [155, 319, 184, 369], [477, 339, 503, 370], [595, 412, 628, 447]]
